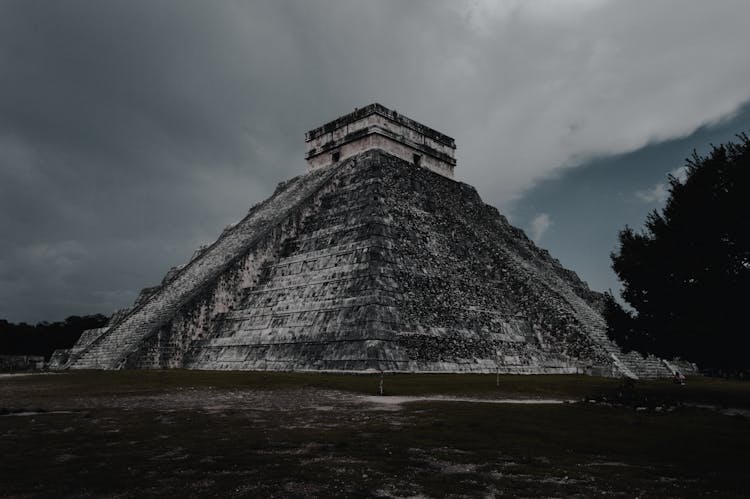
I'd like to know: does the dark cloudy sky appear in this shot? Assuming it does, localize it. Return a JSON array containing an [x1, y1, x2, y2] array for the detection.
[[2, 0, 750, 322]]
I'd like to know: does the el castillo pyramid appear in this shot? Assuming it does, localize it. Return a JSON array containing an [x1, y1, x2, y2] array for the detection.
[[53, 104, 685, 378]]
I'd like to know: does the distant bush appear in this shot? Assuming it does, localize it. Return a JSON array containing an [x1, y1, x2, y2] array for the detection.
[[0, 315, 109, 360]]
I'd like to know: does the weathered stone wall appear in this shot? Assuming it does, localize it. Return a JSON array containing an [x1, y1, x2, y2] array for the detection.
[[64, 149, 677, 378], [307, 133, 454, 178], [305, 103, 456, 178]]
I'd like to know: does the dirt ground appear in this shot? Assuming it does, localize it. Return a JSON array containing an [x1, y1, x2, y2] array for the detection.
[[1, 371, 748, 497]]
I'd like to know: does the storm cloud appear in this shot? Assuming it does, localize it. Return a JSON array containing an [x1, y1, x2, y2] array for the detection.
[[2, 0, 750, 321]]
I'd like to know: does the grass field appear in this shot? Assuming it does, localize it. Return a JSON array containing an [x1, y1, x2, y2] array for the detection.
[[1, 371, 748, 497]]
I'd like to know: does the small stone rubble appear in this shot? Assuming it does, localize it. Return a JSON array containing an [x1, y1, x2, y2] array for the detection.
[[57, 149, 679, 378]]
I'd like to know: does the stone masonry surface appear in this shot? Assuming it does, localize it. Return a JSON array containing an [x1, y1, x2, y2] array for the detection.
[[305, 103, 456, 178], [60, 150, 679, 378]]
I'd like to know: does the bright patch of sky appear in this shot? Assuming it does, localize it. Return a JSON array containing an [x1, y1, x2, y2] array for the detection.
[[635, 166, 689, 203], [529, 214, 553, 242], [513, 103, 750, 298]]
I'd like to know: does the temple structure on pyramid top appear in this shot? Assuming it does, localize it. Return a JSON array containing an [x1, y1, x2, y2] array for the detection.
[[305, 103, 457, 178]]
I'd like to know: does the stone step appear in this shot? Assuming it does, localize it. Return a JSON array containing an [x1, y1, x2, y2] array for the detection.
[[67, 162, 346, 369]]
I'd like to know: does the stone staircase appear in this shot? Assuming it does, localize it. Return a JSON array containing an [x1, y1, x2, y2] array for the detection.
[[184, 169, 396, 370], [552, 283, 678, 379], [500, 245, 658, 379], [567, 298, 639, 379], [622, 352, 675, 378], [482, 226, 639, 378], [66, 162, 345, 369]]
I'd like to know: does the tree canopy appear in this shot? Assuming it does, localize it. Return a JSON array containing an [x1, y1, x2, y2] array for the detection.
[[0, 314, 108, 360], [607, 134, 750, 371]]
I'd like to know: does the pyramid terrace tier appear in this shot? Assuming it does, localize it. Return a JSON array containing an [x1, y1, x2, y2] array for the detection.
[[305, 103, 456, 178], [58, 149, 689, 378]]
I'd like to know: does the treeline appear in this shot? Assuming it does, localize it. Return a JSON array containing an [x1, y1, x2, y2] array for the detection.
[[0, 315, 109, 360]]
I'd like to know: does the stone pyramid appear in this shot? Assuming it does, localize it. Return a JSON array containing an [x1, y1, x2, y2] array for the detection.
[[54, 104, 680, 378]]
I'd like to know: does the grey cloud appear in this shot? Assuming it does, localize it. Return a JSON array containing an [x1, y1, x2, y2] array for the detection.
[[635, 183, 669, 204], [529, 213, 552, 242], [635, 166, 689, 203], [2, 0, 749, 321]]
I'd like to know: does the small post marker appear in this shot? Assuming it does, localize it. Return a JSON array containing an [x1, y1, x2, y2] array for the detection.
[[495, 351, 501, 388]]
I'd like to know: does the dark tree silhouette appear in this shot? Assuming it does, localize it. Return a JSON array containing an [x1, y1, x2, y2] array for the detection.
[[608, 134, 750, 371], [602, 292, 647, 354], [0, 314, 109, 360]]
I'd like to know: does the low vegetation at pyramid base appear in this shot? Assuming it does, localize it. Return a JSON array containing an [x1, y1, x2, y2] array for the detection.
[[51, 150, 687, 379]]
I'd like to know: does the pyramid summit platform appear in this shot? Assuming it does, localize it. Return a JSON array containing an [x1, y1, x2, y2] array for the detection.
[[305, 103, 456, 177], [54, 105, 684, 378]]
